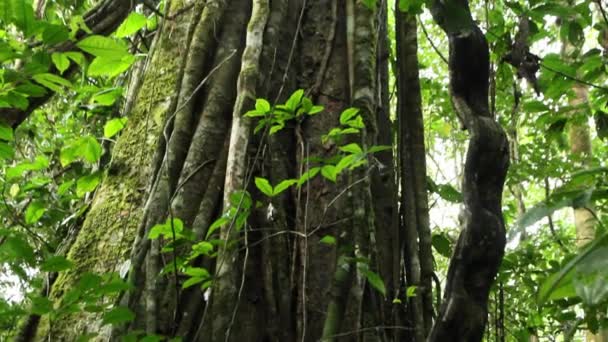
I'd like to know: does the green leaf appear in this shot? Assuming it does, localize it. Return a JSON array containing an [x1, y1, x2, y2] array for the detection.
[[245, 109, 266, 118], [99, 278, 134, 295], [319, 235, 336, 245], [321, 165, 337, 182], [335, 154, 356, 174], [339, 143, 363, 154], [64, 51, 85, 67], [538, 233, 608, 306], [77, 35, 130, 58], [92, 88, 123, 106], [0, 235, 35, 264], [361, 0, 376, 10], [273, 179, 297, 196], [51, 53, 70, 74], [367, 145, 391, 153], [399, 0, 425, 14], [406, 285, 417, 297], [285, 89, 304, 111], [0, 142, 15, 160], [269, 122, 284, 135], [255, 177, 274, 197], [255, 98, 271, 113], [32, 73, 72, 93], [41, 256, 74, 272], [58, 180, 75, 195], [182, 276, 206, 289], [432, 234, 452, 258], [6, 0, 37, 37], [434, 184, 463, 203], [148, 217, 184, 239], [297, 167, 320, 187], [115, 12, 147, 38], [307, 105, 324, 115], [229, 190, 252, 209], [76, 173, 101, 197], [0, 122, 14, 141], [206, 215, 230, 239], [60, 136, 102, 166], [184, 267, 210, 278], [515, 189, 589, 231], [191, 241, 214, 257], [25, 201, 46, 224], [339, 108, 359, 125], [102, 306, 135, 326], [104, 118, 128, 138], [140, 335, 162, 342], [41, 23, 69, 45], [30, 296, 53, 315], [365, 270, 386, 296], [14, 82, 47, 97], [88, 54, 136, 77]]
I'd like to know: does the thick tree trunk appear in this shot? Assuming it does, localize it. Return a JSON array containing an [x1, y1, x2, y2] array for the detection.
[[428, 0, 510, 340], [31, 1, 402, 341]]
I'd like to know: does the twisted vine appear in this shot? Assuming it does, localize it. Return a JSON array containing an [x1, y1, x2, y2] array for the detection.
[[428, 1, 510, 340]]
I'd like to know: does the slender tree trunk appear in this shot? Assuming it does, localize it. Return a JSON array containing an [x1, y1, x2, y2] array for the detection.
[[395, 8, 434, 341]]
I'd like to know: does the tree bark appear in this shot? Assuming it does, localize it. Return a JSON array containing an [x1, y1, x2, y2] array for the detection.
[[28, 1, 401, 341]]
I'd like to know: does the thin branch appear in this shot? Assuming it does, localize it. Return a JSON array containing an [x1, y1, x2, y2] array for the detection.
[[418, 17, 448, 65], [540, 63, 608, 91], [142, 0, 165, 18], [543, 177, 567, 251], [595, 0, 608, 28]]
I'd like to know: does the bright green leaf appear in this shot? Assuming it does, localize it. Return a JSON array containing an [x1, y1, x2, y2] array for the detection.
[[255, 177, 274, 197], [32, 73, 72, 93], [339, 143, 363, 154], [51, 53, 70, 74], [0, 123, 14, 141], [319, 235, 336, 245], [273, 179, 297, 196], [25, 201, 46, 224], [321, 165, 337, 182], [76, 173, 101, 197], [77, 35, 129, 58], [115, 12, 147, 38], [365, 270, 386, 296], [339, 108, 359, 125], [255, 98, 271, 113], [104, 118, 128, 138]]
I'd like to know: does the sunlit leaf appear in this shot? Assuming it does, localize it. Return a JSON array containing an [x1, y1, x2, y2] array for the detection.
[[115, 12, 147, 38], [255, 177, 273, 197], [104, 118, 128, 138], [25, 201, 46, 224]]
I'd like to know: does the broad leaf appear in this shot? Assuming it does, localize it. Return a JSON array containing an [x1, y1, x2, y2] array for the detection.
[[115, 12, 147, 38]]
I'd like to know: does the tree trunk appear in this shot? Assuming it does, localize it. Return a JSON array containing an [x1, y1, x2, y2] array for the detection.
[[428, 0, 510, 340], [395, 8, 434, 341], [31, 1, 403, 341]]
